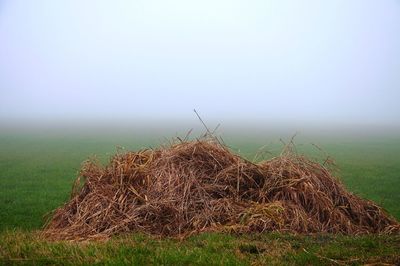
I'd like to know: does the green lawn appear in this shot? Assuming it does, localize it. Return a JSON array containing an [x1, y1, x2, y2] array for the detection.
[[0, 132, 399, 265], [1, 231, 399, 265]]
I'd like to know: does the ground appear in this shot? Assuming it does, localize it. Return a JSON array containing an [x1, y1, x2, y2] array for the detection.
[[0, 132, 399, 265]]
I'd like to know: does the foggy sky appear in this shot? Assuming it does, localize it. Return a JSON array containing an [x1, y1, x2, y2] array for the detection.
[[0, 0, 399, 127]]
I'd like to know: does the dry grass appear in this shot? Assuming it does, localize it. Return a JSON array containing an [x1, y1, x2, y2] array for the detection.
[[43, 137, 399, 241]]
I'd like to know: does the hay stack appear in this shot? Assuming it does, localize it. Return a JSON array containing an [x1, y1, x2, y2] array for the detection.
[[43, 138, 399, 240]]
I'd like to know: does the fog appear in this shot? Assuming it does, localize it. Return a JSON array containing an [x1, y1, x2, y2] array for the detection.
[[1, 0, 399, 132]]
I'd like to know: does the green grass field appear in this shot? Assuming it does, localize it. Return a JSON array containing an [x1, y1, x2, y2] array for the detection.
[[0, 132, 399, 265]]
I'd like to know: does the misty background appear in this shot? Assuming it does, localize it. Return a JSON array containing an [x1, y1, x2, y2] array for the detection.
[[1, 0, 399, 137]]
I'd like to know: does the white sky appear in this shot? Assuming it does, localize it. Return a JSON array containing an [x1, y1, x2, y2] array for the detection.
[[0, 0, 399, 126]]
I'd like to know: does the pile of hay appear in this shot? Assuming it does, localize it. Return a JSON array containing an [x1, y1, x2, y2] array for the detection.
[[43, 138, 399, 240]]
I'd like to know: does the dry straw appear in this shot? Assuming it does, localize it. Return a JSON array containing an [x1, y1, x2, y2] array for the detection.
[[43, 136, 399, 241]]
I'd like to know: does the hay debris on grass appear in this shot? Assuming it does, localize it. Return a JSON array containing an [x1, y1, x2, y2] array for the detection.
[[43, 137, 400, 240]]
